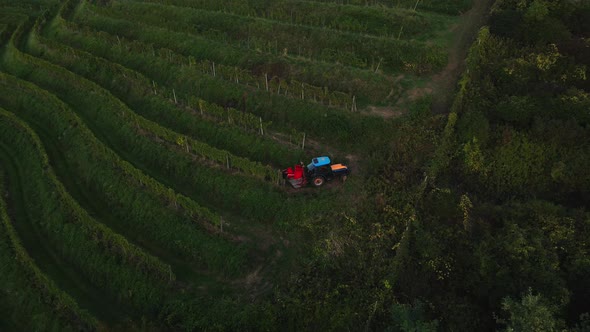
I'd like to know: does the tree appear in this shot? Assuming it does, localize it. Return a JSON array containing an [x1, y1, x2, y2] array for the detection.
[[386, 301, 438, 332], [498, 289, 563, 332]]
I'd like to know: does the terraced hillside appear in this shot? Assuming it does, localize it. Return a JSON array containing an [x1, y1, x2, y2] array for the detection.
[[0, 0, 472, 330]]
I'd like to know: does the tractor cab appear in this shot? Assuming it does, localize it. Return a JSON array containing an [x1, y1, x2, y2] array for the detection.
[[282, 156, 349, 188]]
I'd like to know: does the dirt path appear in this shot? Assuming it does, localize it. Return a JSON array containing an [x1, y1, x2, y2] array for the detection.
[[430, 0, 495, 113]]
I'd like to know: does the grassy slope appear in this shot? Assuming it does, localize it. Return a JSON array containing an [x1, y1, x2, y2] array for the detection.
[[0, 0, 486, 329]]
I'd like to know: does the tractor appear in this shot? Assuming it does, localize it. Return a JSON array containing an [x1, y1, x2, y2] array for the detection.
[[282, 156, 349, 188]]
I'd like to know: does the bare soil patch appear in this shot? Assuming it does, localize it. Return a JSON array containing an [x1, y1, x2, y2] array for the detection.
[[366, 105, 405, 119]]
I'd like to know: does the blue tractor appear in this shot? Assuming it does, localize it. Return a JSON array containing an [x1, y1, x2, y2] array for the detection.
[[282, 156, 350, 188]]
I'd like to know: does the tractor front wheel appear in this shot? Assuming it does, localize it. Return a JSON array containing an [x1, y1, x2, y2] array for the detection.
[[312, 176, 325, 187]]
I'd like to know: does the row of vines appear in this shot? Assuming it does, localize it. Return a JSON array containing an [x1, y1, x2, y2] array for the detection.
[[5, 33, 314, 228], [35, 30, 308, 166], [58, 9, 401, 106], [137, 0, 448, 38], [0, 146, 98, 331], [0, 104, 173, 313], [0, 51, 249, 275], [53, 19, 388, 145], [87, 1, 448, 75]]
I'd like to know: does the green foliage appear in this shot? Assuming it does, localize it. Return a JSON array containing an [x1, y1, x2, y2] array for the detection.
[[427, 110, 457, 180], [499, 289, 563, 332], [491, 0, 573, 45], [457, 109, 490, 144], [44, 29, 303, 166], [15, 0, 590, 331], [463, 138, 486, 175], [52, 17, 390, 146], [494, 95, 536, 125], [29, 34, 283, 182], [313, 0, 473, 15], [139, 0, 449, 38], [62, 3, 401, 105], [489, 9, 523, 38], [524, 0, 549, 22], [396, 1, 590, 328], [0, 157, 98, 332], [487, 130, 550, 196], [452, 0, 590, 202], [88, 1, 447, 75], [386, 301, 439, 332], [161, 295, 278, 331], [0, 106, 170, 312], [571, 313, 590, 332], [0, 63, 246, 275]]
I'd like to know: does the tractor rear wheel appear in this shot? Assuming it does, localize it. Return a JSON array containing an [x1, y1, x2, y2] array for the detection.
[[312, 176, 325, 187]]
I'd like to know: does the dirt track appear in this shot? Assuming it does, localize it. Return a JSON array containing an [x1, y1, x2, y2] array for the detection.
[[430, 0, 495, 113]]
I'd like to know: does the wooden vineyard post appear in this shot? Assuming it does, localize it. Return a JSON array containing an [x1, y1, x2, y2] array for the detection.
[[259, 117, 264, 135], [413, 0, 421, 10], [375, 58, 382, 72], [168, 188, 177, 209], [226, 154, 230, 169], [265, 73, 269, 91], [212, 62, 216, 77], [301, 83, 305, 100], [397, 25, 404, 40], [351, 95, 358, 112], [152, 80, 157, 95], [301, 132, 306, 150], [173, 89, 177, 104]]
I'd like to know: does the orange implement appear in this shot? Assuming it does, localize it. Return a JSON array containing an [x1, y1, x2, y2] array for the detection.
[[330, 164, 347, 171]]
